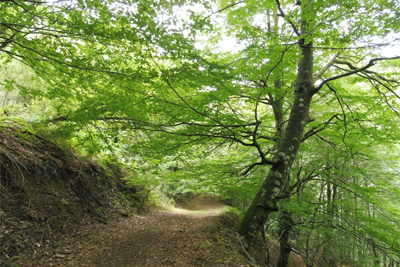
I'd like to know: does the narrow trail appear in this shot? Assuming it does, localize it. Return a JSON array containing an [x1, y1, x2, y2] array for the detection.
[[61, 196, 249, 267]]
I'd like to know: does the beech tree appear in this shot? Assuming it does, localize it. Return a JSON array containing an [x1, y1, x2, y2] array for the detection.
[[2, 0, 400, 265]]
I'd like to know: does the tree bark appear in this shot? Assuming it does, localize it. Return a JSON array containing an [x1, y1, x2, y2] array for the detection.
[[238, 8, 315, 244], [277, 201, 294, 267], [323, 179, 337, 267]]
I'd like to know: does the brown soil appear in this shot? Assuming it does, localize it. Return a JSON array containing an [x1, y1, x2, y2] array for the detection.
[[65, 198, 250, 267], [11, 196, 259, 267]]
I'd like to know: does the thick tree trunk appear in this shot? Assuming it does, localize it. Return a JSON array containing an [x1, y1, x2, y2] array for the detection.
[[238, 80, 313, 243], [277, 167, 294, 267], [238, 13, 315, 244]]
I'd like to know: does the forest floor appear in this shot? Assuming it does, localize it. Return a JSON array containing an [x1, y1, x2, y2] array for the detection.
[[1, 126, 303, 267], [1, 126, 267, 267], [12, 195, 261, 267], [69, 195, 250, 267]]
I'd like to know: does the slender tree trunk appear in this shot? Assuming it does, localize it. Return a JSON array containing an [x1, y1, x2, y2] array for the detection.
[[277, 202, 294, 267], [367, 195, 381, 267], [323, 179, 337, 267], [372, 245, 380, 267]]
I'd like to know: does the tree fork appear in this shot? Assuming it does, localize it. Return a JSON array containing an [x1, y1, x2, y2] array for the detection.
[[237, 91, 313, 244], [238, 5, 315, 245]]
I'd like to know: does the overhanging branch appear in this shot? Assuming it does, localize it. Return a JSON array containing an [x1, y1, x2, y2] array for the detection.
[[203, 0, 245, 20], [314, 56, 400, 93]]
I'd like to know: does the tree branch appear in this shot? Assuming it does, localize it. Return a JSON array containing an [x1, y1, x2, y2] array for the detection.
[[324, 82, 350, 143], [10, 40, 144, 79], [275, 0, 300, 36], [312, 53, 340, 84], [0, 33, 16, 49], [242, 160, 274, 176], [204, 0, 245, 20], [314, 56, 400, 93], [302, 114, 340, 142]]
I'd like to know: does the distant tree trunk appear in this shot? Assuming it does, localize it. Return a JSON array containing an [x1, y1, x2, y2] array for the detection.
[[367, 192, 380, 267], [372, 245, 380, 267], [322, 180, 337, 267], [322, 152, 338, 267]]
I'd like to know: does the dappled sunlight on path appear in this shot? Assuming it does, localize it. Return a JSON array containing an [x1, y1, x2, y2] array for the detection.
[[170, 195, 230, 217], [169, 206, 229, 217]]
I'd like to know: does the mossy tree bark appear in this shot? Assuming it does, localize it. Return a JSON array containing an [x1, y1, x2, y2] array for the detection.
[[238, 53, 314, 243], [277, 198, 294, 267], [238, 7, 316, 244]]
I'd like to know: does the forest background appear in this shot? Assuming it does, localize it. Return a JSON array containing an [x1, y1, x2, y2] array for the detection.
[[1, 0, 400, 266]]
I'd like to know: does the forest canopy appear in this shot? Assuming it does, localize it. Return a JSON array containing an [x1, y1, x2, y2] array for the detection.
[[1, 0, 400, 266]]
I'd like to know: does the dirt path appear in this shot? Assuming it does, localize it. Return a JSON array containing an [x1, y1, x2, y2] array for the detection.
[[171, 195, 230, 217], [54, 196, 250, 267]]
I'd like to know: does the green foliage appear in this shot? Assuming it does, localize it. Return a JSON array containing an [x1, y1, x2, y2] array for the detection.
[[1, 255, 20, 267], [2, 0, 400, 265]]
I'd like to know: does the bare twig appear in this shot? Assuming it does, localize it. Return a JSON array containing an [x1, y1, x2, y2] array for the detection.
[[204, 1, 245, 20]]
